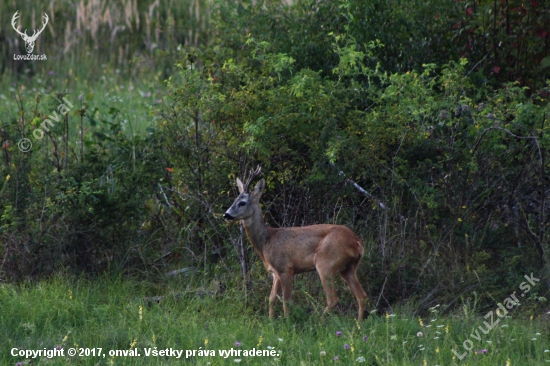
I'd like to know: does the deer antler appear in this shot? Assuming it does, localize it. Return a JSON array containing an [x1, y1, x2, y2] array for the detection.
[[243, 165, 261, 192], [11, 11, 25, 37], [11, 12, 48, 40], [28, 13, 49, 41]]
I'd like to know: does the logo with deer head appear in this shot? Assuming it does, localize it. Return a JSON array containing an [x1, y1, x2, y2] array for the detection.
[[11, 11, 49, 54]]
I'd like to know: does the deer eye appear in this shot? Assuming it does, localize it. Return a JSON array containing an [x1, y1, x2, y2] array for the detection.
[[238, 201, 247, 207]]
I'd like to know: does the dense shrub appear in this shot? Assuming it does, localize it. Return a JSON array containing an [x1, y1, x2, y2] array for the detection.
[[1, 0, 548, 314], [156, 24, 549, 310], [0, 91, 165, 278]]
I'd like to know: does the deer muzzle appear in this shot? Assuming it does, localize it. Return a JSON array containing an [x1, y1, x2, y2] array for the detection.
[[223, 212, 235, 220]]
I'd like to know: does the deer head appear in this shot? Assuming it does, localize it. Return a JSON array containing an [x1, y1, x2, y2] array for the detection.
[[12, 11, 49, 54], [223, 166, 264, 221]]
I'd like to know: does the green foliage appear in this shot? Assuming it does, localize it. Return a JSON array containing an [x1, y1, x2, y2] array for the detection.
[[156, 0, 550, 311], [0, 83, 165, 278], [1, 0, 549, 320]]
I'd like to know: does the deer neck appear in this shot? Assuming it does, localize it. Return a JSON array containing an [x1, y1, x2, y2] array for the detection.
[[241, 205, 270, 256]]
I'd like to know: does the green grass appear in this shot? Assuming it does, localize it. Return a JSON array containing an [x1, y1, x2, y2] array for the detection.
[[1, 275, 549, 365]]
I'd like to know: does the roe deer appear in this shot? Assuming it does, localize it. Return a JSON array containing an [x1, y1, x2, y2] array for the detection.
[[223, 166, 367, 321]]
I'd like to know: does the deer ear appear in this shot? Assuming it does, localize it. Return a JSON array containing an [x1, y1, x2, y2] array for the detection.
[[236, 178, 245, 193], [253, 178, 265, 197]]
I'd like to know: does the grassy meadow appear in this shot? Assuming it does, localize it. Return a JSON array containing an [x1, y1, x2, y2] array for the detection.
[[1, 275, 550, 366]]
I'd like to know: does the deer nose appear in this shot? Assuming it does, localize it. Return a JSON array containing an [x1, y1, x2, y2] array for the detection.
[[223, 212, 234, 220]]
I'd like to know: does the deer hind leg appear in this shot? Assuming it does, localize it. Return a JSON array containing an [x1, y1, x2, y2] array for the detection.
[[269, 275, 282, 318], [279, 273, 294, 317], [316, 264, 339, 313], [340, 265, 367, 321]]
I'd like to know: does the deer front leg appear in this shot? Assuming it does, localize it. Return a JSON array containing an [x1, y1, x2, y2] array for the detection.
[[279, 273, 294, 317], [269, 275, 282, 318]]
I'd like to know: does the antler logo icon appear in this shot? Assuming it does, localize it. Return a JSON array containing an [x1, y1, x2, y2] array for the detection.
[[11, 11, 49, 54]]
